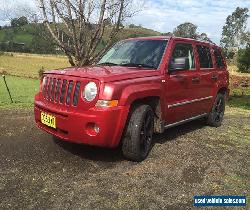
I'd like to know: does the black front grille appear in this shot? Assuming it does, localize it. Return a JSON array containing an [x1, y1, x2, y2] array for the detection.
[[60, 79, 67, 103], [66, 81, 73, 105], [73, 82, 81, 106], [42, 76, 81, 106], [47, 78, 52, 100], [51, 78, 56, 101], [55, 79, 61, 102]]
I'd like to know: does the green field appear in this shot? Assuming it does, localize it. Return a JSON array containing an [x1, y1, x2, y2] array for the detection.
[[0, 75, 39, 108], [228, 87, 250, 110], [0, 53, 68, 78]]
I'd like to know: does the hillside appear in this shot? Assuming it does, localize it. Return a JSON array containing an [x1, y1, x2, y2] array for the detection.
[[0, 24, 161, 51], [0, 24, 35, 44]]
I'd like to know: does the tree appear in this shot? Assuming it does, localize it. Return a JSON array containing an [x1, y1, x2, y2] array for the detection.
[[237, 44, 250, 73], [18, 16, 29, 26], [11, 16, 28, 27], [10, 18, 19, 27], [220, 7, 249, 50], [1, 0, 36, 25], [128, 24, 136, 28], [198, 33, 212, 43], [161, 32, 173, 36], [173, 22, 199, 39], [30, 24, 57, 54], [172, 22, 213, 42], [38, 0, 136, 66]]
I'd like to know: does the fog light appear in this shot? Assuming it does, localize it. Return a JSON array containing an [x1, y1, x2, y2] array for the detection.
[[86, 123, 100, 136], [94, 124, 100, 133]]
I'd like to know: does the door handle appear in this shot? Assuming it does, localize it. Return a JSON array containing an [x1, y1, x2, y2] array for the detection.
[[172, 74, 186, 79], [171, 74, 186, 81], [211, 75, 218, 81], [192, 77, 200, 83]]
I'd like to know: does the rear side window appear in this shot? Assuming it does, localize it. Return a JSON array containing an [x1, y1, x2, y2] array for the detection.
[[214, 48, 225, 68], [197, 45, 213, 69]]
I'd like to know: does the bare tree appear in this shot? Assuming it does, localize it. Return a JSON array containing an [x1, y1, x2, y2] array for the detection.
[[38, 0, 138, 66], [0, 0, 37, 24]]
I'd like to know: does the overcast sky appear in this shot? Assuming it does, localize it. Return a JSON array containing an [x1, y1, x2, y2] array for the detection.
[[0, 0, 249, 44]]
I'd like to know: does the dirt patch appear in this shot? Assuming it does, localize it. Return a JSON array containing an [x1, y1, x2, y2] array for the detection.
[[0, 107, 249, 209], [182, 165, 208, 184]]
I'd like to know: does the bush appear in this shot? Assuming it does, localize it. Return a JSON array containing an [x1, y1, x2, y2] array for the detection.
[[38, 66, 45, 79], [237, 45, 250, 73]]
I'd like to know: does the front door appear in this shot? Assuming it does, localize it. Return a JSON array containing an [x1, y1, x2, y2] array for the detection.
[[163, 41, 200, 124]]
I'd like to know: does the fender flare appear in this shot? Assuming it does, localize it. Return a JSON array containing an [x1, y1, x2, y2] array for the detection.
[[119, 83, 162, 106]]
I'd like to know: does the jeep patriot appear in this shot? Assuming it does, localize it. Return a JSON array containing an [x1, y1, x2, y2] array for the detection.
[[34, 36, 229, 161]]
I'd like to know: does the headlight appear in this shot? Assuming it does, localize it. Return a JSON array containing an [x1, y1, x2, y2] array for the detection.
[[83, 82, 97, 102]]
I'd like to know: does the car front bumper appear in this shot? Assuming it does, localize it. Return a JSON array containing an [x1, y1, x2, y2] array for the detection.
[[34, 100, 129, 148]]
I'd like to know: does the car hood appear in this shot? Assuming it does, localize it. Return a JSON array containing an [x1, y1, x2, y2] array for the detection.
[[45, 66, 160, 82]]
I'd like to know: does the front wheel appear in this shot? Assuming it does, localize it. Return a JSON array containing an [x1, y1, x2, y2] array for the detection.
[[207, 93, 225, 127], [122, 104, 154, 162]]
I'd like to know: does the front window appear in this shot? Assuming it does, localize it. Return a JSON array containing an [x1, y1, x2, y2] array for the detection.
[[97, 39, 167, 69], [169, 43, 195, 71]]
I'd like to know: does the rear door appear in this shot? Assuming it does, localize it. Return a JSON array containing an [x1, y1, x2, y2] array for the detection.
[[193, 44, 215, 114], [213, 47, 228, 90], [163, 41, 200, 124]]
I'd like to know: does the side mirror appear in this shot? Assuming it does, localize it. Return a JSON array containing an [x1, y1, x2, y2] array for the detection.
[[168, 57, 189, 72]]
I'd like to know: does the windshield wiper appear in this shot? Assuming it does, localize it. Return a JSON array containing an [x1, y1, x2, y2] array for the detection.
[[120, 63, 156, 69], [97, 62, 118, 66]]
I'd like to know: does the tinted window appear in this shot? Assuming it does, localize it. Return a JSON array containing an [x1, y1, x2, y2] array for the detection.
[[169, 43, 195, 70], [98, 40, 167, 69], [197, 45, 213, 68], [214, 48, 225, 68]]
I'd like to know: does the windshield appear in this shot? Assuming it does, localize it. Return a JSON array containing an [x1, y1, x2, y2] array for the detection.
[[97, 39, 167, 69]]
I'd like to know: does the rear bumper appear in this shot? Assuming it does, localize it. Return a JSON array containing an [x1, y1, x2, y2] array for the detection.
[[34, 101, 129, 148]]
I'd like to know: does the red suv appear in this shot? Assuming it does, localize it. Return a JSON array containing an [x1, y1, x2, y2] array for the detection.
[[34, 36, 229, 161]]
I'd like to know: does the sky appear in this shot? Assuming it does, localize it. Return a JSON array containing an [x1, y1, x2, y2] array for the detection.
[[0, 0, 250, 44]]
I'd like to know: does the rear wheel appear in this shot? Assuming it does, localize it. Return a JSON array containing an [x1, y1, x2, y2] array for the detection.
[[207, 93, 225, 127], [122, 104, 154, 162]]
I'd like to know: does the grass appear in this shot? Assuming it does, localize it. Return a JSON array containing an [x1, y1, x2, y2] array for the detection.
[[0, 52, 69, 78], [227, 74, 250, 110], [0, 75, 39, 108], [14, 33, 33, 43], [227, 91, 250, 110]]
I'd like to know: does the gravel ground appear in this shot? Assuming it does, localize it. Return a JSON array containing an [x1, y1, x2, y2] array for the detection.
[[0, 107, 249, 210]]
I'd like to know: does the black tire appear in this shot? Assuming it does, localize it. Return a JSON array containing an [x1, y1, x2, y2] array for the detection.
[[122, 104, 154, 162], [207, 93, 225, 127]]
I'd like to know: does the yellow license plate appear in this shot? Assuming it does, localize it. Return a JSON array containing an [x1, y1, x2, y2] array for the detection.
[[41, 112, 56, 129]]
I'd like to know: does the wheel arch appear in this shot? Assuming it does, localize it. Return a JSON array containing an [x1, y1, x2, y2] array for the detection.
[[128, 96, 164, 133], [217, 87, 228, 95]]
